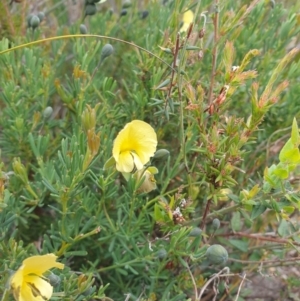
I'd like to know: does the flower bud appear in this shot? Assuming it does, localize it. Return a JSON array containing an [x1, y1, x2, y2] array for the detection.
[[12, 158, 28, 184], [153, 149, 170, 160], [80, 24, 88, 34], [30, 15, 40, 29], [85, 4, 97, 16], [206, 244, 228, 265], [212, 218, 220, 230], [15, 117, 24, 130], [100, 43, 114, 62], [43, 106, 53, 120], [134, 167, 158, 194], [37, 12, 45, 22], [199, 28, 206, 39], [189, 227, 202, 237]]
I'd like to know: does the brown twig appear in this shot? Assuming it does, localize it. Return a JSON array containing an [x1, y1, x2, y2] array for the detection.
[[197, 267, 230, 301], [166, 32, 180, 109], [234, 273, 246, 301], [200, 198, 212, 229], [217, 231, 300, 247], [229, 256, 300, 265]]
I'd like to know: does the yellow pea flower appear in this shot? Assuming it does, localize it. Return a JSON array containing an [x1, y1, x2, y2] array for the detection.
[[180, 10, 194, 33], [10, 254, 64, 301], [113, 120, 157, 173]]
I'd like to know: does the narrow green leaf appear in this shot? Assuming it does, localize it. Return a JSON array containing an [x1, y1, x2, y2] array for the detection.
[[251, 204, 267, 220], [155, 78, 170, 90], [231, 211, 241, 232], [291, 118, 299, 145], [229, 239, 248, 252]]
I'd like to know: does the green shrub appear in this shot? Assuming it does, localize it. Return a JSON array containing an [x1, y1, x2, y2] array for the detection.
[[1, 0, 300, 300]]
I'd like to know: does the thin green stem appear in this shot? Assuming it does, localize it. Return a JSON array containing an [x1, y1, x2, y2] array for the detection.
[[1, 289, 11, 301], [0, 34, 174, 73], [97, 256, 153, 273]]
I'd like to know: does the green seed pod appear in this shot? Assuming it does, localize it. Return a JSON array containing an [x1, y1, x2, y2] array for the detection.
[[85, 4, 97, 16], [212, 218, 220, 230], [27, 13, 34, 27], [30, 15, 40, 29], [43, 106, 53, 120], [189, 227, 202, 237], [122, 0, 131, 8], [100, 43, 114, 61], [206, 244, 228, 265], [37, 12, 45, 21], [155, 249, 167, 259], [120, 9, 127, 17], [79, 24, 88, 34], [153, 149, 170, 160], [140, 10, 149, 19], [48, 273, 61, 287]]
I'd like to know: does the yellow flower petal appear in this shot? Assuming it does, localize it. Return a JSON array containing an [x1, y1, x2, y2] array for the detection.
[[113, 120, 157, 173], [21, 275, 53, 301], [22, 254, 64, 276], [117, 151, 135, 173], [180, 10, 194, 32], [10, 254, 64, 301]]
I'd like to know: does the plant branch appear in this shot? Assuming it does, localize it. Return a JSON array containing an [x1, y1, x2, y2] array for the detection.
[[207, 0, 220, 106], [218, 231, 300, 247]]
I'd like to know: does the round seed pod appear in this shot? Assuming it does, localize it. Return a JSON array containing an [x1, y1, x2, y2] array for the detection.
[[189, 227, 202, 237], [155, 249, 167, 259], [30, 15, 40, 29], [79, 24, 88, 34], [37, 12, 45, 21], [43, 106, 53, 120], [212, 218, 220, 230], [206, 244, 228, 265], [48, 273, 61, 287], [122, 0, 131, 8], [153, 149, 170, 160], [27, 13, 34, 27], [120, 9, 127, 17], [100, 43, 114, 61], [85, 4, 97, 16], [140, 10, 149, 19]]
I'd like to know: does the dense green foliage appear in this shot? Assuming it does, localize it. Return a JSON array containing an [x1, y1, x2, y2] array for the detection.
[[1, 0, 300, 300]]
